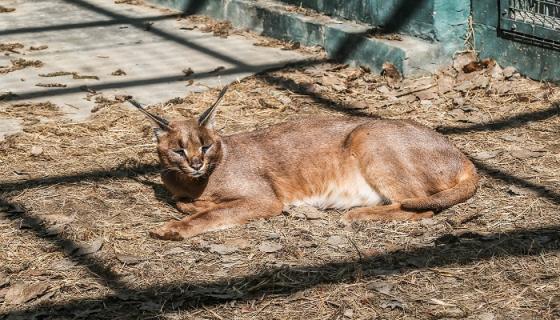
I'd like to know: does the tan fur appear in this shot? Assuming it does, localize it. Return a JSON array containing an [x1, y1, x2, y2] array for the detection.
[[143, 98, 479, 240]]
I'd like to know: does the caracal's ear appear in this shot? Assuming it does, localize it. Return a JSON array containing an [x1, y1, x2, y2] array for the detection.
[[128, 99, 171, 132], [153, 127, 167, 142], [198, 85, 229, 129]]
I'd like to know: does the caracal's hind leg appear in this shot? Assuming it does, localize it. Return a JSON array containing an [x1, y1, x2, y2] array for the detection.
[[342, 204, 433, 224], [346, 125, 445, 223]]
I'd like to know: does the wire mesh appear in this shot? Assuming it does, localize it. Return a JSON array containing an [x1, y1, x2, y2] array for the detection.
[[507, 0, 560, 31]]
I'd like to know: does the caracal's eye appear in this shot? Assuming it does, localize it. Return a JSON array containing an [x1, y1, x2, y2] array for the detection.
[[173, 149, 186, 157], [201, 144, 212, 153]]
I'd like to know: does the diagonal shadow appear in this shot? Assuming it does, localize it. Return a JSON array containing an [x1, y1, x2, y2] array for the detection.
[[61, 0, 248, 67], [0, 163, 159, 194], [0, 13, 178, 36], [437, 102, 560, 134], [6, 59, 324, 102], [257, 70, 375, 117], [473, 159, 560, 205], [1, 221, 558, 318], [0, 197, 126, 288]]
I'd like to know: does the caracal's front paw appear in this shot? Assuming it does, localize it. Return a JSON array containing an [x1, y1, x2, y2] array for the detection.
[[149, 222, 186, 241]]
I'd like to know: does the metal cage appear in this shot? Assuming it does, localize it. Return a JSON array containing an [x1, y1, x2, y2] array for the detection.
[[499, 0, 560, 50]]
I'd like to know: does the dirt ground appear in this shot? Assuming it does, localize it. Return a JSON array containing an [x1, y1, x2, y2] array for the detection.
[[1, 6, 560, 320]]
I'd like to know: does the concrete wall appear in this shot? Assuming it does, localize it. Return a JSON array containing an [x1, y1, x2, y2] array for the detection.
[[149, 0, 558, 81], [279, 0, 470, 53], [279, 0, 436, 41]]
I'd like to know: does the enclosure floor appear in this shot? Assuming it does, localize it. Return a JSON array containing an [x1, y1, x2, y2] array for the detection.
[[0, 0, 307, 138]]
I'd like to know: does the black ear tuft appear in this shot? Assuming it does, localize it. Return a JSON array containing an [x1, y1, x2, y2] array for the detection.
[[198, 85, 229, 128], [128, 99, 171, 130], [153, 127, 166, 141]]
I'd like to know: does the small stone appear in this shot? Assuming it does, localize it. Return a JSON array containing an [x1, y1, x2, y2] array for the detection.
[[327, 235, 346, 247], [490, 64, 504, 80], [30, 146, 43, 156], [258, 241, 283, 253], [503, 66, 516, 79]]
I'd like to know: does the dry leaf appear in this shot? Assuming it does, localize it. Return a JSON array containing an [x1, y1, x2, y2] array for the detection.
[[0, 272, 9, 288], [453, 52, 476, 72], [289, 205, 326, 220], [74, 236, 103, 256], [478, 312, 496, 320], [507, 185, 536, 196], [367, 281, 393, 295], [380, 299, 405, 310], [116, 254, 143, 265], [326, 235, 346, 247], [209, 243, 239, 255], [343, 309, 354, 318], [182, 68, 194, 76], [4, 282, 49, 305], [511, 149, 542, 160], [258, 241, 283, 253], [429, 298, 456, 307], [224, 238, 251, 249], [437, 75, 455, 93], [381, 62, 401, 89], [111, 69, 126, 76], [472, 151, 500, 160], [163, 247, 185, 256], [29, 45, 48, 51]]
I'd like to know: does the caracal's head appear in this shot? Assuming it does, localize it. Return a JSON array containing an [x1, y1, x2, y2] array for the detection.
[[131, 86, 227, 179]]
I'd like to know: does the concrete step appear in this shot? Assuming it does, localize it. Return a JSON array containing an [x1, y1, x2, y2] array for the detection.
[[147, 0, 449, 75], [277, 0, 438, 42]]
